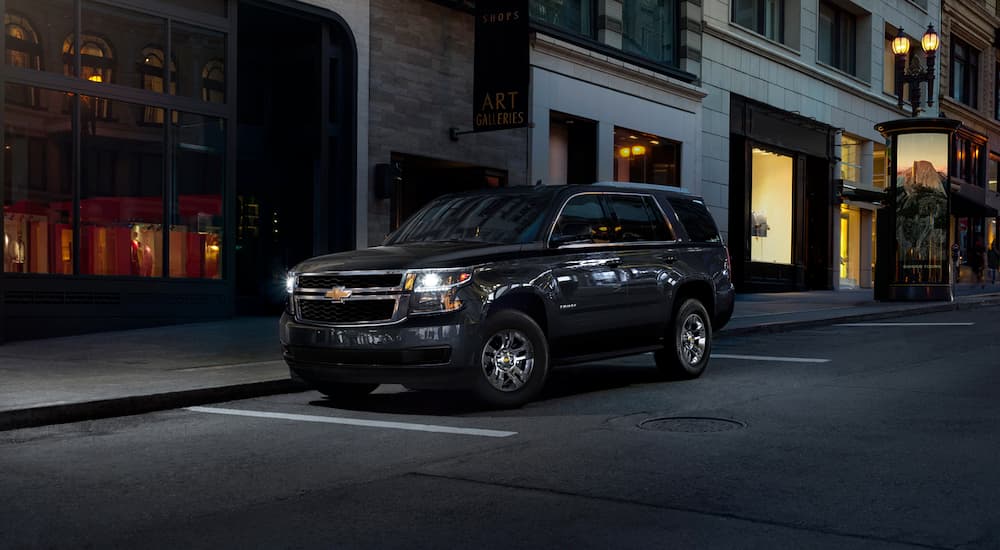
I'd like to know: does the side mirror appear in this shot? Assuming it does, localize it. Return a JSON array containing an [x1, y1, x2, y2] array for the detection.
[[551, 222, 592, 246]]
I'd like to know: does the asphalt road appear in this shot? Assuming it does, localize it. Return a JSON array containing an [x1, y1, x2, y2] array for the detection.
[[2, 306, 999, 549]]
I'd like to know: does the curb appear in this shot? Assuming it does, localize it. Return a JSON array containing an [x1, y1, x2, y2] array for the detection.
[[719, 294, 1000, 338], [0, 379, 308, 432]]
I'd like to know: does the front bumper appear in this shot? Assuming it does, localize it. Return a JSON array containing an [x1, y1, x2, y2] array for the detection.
[[279, 312, 482, 389]]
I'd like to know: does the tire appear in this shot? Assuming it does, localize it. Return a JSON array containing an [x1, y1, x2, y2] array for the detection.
[[472, 310, 549, 408], [314, 382, 379, 399], [655, 298, 712, 379]]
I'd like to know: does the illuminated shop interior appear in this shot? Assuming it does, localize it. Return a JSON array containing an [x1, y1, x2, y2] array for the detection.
[[613, 126, 679, 186], [749, 147, 792, 265]]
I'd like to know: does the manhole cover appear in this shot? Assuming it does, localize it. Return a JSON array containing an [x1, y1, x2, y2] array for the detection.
[[638, 416, 745, 433]]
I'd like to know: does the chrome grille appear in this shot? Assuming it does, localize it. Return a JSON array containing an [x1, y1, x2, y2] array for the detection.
[[297, 299, 396, 324], [298, 273, 402, 289]]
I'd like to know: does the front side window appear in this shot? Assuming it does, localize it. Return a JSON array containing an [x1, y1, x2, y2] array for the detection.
[[950, 36, 978, 108], [818, 1, 856, 75], [550, 194, 613, 245], [606, 194, 673, 242], [732, 0, 784, 43], [613, 127, 680, 187], [622, 0, 677, 66], [530, 0, 593, 37]]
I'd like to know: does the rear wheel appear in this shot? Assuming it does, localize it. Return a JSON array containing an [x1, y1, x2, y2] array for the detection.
[[314, 382, 379, 399], [655, 298, 712, 379], [473, 310, 549, 408]]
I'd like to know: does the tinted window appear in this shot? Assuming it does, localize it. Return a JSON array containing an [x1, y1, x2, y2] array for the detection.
[[667, 198, 722, 243], [551, 194, 613, 244], [386, 193, 549, 245], [606, 194, 673, 242]]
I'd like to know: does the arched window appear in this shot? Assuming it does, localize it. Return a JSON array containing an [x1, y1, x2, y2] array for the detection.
[[63, 33, 114, 119], [4, 13, 42, 106], [138, 46, 177, 124], [201, 59, 225, 103]]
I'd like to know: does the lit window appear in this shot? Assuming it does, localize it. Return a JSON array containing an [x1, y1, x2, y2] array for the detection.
[[63, 34, 114, 119], [613, 127, 680, 187]]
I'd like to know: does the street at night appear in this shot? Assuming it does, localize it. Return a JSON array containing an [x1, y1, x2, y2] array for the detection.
[[3, 306, 998, 549]]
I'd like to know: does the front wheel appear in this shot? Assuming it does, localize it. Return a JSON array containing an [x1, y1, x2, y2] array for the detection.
[[473, 310, 549, 408], [655, 298, 712, 379]]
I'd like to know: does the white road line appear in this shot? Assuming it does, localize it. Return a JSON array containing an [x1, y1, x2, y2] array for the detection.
[[835, 322, 975, 327], [713, 354, 830, 363], [185, 406, 517, 438]]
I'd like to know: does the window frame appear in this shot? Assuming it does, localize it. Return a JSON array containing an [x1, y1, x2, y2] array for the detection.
[[950, 35, 979, 108], [731, 0, 785, 44], [817, 1, 857, 76]]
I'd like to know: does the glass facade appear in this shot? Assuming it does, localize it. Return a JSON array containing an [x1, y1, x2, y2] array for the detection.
[[2, 0, 228, 279]]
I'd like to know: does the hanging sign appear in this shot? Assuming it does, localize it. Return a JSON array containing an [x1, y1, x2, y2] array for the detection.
[[473, 0, 529, 132]]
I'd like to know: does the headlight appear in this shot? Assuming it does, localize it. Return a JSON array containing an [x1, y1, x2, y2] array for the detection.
[[285, 273, 296, 293], [404, 269, 472, 314]]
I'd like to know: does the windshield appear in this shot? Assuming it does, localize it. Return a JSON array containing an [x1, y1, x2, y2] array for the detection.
[[386, 192, 550, 245]]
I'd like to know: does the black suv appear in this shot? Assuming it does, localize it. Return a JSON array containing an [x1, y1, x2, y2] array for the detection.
[[280, 182, 734, 407]]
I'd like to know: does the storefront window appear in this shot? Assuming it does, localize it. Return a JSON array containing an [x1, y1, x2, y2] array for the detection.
[[750, 147, 792, 265], [613, 127, 679, 186], [530, 0, 593, 37], [80, 96, 164, 277], [3, 86, 74, 274], [840, 134, 861, 184], [895, 133, 948, 284], [171, 112, 224, 279], [172, 22, 226, 103], [622, 0, 677, 66]]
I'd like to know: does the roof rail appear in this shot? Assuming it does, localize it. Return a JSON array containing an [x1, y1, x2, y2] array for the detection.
[[591, 181, 692, 194]]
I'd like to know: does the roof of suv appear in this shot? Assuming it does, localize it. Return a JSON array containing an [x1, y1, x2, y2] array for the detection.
[[440, 182, 703, 203]]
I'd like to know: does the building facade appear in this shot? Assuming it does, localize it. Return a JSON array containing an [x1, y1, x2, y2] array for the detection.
[[366, 0, 708, 248], [939, 0, 1000, 281], [0, 0, 370, 341], [701, 0, 941, 291]]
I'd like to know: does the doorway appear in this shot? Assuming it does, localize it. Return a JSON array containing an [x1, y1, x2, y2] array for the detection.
[[235, 1, 356, 312]]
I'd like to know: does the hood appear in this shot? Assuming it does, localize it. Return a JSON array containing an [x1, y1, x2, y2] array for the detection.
[[291, 242, 529, 273]]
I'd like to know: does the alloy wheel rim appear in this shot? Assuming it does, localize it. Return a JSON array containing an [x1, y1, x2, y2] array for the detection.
[[680, 313, 706, 365], [481, 329, 535, 392]]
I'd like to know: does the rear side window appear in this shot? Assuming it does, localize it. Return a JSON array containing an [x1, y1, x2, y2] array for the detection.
[[667, 198, 722, 243], [605, 194, 674, 242]]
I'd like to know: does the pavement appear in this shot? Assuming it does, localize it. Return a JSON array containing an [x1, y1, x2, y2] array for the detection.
[[2, 282, 1000, 431]]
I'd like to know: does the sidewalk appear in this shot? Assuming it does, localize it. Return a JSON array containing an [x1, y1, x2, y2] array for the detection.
[[2, 283, 1000, 431]]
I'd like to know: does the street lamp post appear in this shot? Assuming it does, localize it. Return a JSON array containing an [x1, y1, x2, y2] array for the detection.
[[892, 24, 940, 116]]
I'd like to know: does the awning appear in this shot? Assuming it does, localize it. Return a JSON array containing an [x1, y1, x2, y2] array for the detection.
[[952, 192, 999, 218]]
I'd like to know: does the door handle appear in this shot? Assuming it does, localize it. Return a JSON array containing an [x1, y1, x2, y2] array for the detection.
[[660, 255, 677, 264]]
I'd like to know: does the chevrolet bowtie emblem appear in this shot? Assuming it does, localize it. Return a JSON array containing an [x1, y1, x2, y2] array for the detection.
[[325, 287, 352, 301]]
